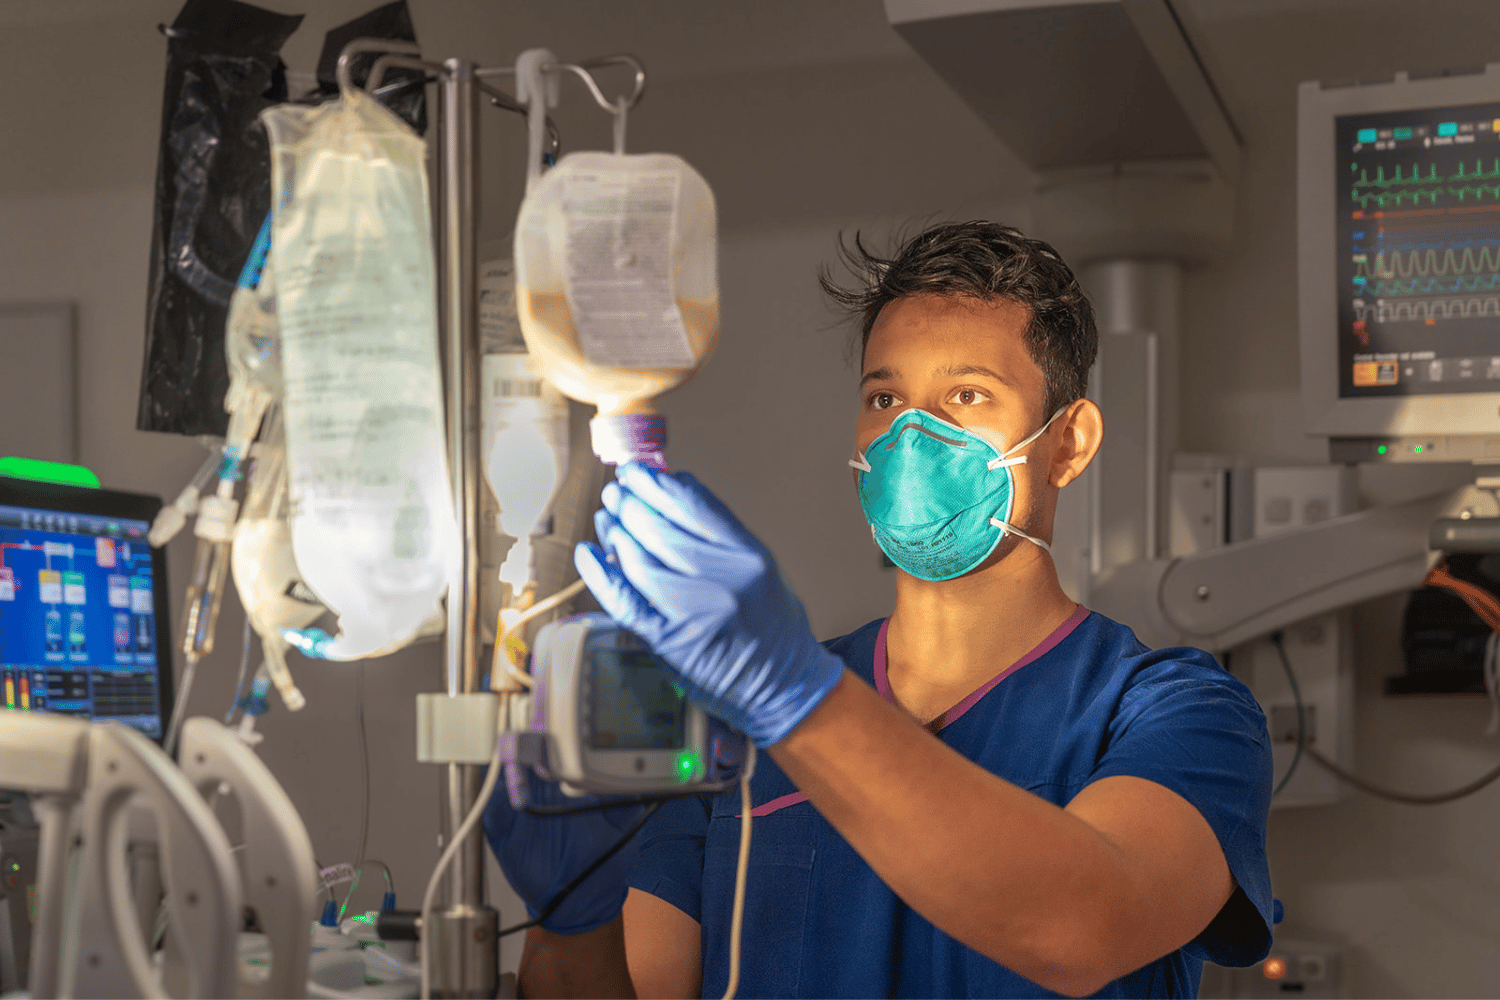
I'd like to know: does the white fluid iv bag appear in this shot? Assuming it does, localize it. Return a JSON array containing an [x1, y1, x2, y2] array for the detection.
[[511, 48, 720, 468], [261, 88, 458, 661]]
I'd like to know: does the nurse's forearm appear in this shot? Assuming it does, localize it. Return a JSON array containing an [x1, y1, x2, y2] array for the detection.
[[769, 672, 1140, 996], [518, 919, 637, 999]]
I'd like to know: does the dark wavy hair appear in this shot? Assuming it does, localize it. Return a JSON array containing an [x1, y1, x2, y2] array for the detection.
[[819, 221, 1098, 417]]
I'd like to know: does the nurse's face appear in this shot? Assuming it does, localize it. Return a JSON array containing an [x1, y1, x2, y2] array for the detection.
[[855, 293, 1050, 464]]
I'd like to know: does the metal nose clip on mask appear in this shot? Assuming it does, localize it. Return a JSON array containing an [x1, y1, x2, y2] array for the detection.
[[849, 407, 1065, 582]]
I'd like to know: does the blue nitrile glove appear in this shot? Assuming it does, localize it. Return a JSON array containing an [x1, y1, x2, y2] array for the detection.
[[481, 769, 646, 935], [574, 462, 847, 747]]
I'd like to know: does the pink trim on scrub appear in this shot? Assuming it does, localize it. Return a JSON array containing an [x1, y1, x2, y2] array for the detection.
[[738, 606, 1091, 818], [875, 604, 1091, 732]]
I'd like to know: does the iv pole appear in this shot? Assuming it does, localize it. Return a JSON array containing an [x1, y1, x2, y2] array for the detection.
[[336, 40, 645, 999]]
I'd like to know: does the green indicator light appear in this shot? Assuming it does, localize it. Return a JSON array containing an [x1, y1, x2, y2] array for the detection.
[[0, 457, 100, 489], [9, 863, 18, 872], [1377, 445, 1388, 455], [1438, 122, 1458, 137], [1414, 444, 1424, 453], [674, 749, 702, 783]]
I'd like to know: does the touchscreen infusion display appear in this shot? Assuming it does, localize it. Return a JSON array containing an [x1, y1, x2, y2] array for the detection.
[[587, 647, 686, 751]]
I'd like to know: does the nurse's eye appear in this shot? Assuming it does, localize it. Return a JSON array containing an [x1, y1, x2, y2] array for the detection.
[[868, 391, 902, 410], [951, 387, 989, 406]]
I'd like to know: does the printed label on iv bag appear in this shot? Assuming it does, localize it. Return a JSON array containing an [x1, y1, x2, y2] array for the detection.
[[561, 169, 696, 369], [480, 257, 526, 354]]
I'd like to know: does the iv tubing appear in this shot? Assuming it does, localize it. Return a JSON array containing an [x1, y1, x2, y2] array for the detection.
[[419, 726, 504, 1000], [721, 763, 753, 1000]]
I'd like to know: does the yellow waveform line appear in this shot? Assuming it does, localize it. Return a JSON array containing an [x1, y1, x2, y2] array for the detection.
[[1353, 245, 1500, 279]]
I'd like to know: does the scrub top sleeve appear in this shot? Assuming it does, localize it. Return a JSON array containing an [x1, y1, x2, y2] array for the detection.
[[1087, 656, 1275, 968], [628, 792, 711, 924]]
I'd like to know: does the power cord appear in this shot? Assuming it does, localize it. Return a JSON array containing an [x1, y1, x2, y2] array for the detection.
[[1273, 631, 1500, 805], [495, 801, 664, 938], [1269, 631, 1304, 798]]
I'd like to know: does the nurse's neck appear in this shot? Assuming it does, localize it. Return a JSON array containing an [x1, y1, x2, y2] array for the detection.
[[883, 538, 1077, 725]]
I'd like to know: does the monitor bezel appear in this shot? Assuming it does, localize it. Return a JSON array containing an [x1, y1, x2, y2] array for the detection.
[[0, 476, 173, 743], [1298, 63, 1500, 439]]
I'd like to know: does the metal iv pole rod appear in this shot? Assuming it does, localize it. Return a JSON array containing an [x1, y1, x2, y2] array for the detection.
[[435, 56, 498, 999]]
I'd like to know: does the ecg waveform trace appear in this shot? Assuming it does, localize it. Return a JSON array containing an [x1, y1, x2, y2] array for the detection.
[[1350, 159, 1500, 208]]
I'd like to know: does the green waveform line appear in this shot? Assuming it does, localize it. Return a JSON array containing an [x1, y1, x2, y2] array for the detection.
[[1349, 159, 1500, 206], [1352, 245, 1500, 279], [1365, 272, 1500, 295]]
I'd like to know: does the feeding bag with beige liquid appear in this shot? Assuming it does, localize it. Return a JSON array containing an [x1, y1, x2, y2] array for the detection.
[[511, 49, 719, 468]]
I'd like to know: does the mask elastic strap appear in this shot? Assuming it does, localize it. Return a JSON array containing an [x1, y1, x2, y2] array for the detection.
[[849, 454, 871, 473], [986, 455, 1027, 471], [995, 404, 1071, 463], [989, 517, 1052, 554]]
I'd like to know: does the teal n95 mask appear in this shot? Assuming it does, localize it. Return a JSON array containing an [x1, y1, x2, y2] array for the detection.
[[849, 407, 1065, 581]]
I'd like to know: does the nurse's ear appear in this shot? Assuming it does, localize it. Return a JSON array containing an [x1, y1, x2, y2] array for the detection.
[[1047, 398, 1103, 489]]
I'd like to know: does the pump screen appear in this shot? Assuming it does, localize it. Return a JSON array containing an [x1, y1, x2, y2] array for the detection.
[[1337, 100, 1500, 398], [586, 648, 686, 750]]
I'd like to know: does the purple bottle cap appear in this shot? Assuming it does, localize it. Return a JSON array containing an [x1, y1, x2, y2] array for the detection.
[[590, 413, 669, 470]]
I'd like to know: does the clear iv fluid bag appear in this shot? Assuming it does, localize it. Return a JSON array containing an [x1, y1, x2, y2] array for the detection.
[[513, 153, 720, 418], [261, 89, 458, 660]]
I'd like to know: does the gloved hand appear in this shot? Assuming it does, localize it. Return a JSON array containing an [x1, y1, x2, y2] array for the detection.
[[574, 462, 847, 747], [481, 768, 645, 935]]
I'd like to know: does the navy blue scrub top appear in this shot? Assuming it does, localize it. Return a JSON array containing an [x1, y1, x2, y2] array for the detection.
[[629, 607, 1275, 998]]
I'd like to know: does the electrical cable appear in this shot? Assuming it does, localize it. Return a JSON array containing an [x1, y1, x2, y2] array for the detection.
[[1304, 744, 1500, 805], [224, 615, 255, 726], [340, 664, 371, 921], [1274, 623, 1500, 804], [420, 732, 505, 1000], [1270, 631, 1304, 798], [1425, 562, 1500, 632], [495, 800, 664, 939], [522, 786, 723, 816]]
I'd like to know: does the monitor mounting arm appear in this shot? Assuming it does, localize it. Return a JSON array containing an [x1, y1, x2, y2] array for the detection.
[[1089, 487, 1489, 653]]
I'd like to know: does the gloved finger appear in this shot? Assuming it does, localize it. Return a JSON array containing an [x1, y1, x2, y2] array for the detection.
[[615, 463, 747, 547], [610, 489, 712, 577], [574, 541, 666, 646], [595, 510, 689, 618], [600, 478, 624, 516], [593, 507, 618, 557]]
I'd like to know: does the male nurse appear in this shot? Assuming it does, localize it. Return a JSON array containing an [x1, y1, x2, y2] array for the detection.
[[485, 222, 1274, 998]]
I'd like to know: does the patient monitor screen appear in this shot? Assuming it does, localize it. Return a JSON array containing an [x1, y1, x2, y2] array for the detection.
[[1338, 100, 1500, 398], [0, 504, 164, 737]]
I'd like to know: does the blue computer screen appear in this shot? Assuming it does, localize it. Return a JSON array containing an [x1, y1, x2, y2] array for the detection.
[[0, 503, 164, 737]]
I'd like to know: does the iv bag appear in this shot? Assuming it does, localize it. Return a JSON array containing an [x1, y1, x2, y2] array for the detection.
[[513, 152, 720, 419], [261, 88, 457, 661]]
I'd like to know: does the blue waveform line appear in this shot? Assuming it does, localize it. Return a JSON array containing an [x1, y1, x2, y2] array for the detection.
[[1365, 273, 1500, 295]]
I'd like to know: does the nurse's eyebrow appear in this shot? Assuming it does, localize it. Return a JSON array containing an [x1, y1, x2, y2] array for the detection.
[[859, 366, 898, 387], [937, 363, 1015, 387]]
